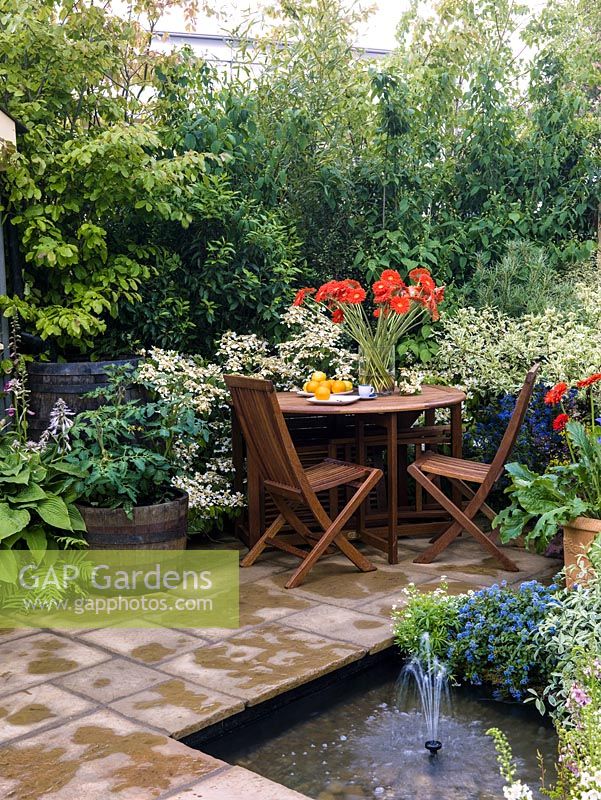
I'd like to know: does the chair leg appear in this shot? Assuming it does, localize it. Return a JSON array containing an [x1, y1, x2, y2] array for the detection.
[[453, 479, 497, 522], [409, 468, 519, 571], [285, 472, 381, 589], [240, 514, 285, 567]]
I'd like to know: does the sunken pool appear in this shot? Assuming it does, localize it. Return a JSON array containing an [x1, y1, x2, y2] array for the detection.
[[193, 655, 557, 800]]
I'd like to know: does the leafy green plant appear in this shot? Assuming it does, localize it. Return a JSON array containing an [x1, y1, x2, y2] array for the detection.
[[66, 366, 209, 513], [461, 241, 570, 317], [530, 580, 601, 719], [496, 377, 601, 552], [391, 581, 461, 663], [0, 352, 87, 582]]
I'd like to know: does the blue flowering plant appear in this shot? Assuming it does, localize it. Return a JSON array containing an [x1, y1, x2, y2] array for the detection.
[[496, 374, 601, 553], [448, 581, 558, 701], [464, 384, 573, 483]]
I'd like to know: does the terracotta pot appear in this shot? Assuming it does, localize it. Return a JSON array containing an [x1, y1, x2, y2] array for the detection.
[[563, 516, 601, 587]]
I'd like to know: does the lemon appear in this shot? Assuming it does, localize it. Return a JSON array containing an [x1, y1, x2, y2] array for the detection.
[[312, 371, 327, 383], [305, 380, 320, 394], [332, 380, 347, 393], [314, 384, 331, 400], [342, 380, 353, 391]]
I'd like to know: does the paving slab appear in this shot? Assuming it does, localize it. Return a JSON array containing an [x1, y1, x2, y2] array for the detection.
[[161, 766, 310, 799], [0, 632, 110, 696], [256, 560, 433, 608], [54, 657, 170, 703], [0, 684, 94, 743], [160, 623, 364, 705], [199, 581, 316, 642], [280, 604, 393, 653], [0, 628, 36, 644], [109, 678, 244, 739], [79, 627, 206, 664], [0, 709, 225, 800]]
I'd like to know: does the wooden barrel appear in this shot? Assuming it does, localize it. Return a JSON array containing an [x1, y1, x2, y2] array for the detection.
[[78, 493, 188, 550], [26, 358, 140, 439]]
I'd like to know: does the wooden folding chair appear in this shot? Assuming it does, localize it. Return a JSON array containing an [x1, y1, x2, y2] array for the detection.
[[408, 364, 540, 571], [225, 375, 383, 589]]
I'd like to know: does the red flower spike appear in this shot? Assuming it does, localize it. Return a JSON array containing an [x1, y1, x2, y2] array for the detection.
[[552, 413, 570, 432], [544, 383, 568, 405]]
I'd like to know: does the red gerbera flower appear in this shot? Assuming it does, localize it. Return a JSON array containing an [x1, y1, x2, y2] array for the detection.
[[346, 287, 367, 304], [544, 382, 568, 405], [292, 287, 315, 307], [380, 269, 403, 285], [410, 268, 435, 292], [576, 373, 601, 389], [373, 280, 393, 301], [332, 308, 344, 324], [390, 295, 411, 314], [552, 413, 570, 432]]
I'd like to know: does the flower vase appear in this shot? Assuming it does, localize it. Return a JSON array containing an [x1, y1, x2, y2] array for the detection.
[[358, 344, 396, 395]]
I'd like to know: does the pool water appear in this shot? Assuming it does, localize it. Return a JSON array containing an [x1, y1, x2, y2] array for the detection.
[[203, 658, 557, 800]]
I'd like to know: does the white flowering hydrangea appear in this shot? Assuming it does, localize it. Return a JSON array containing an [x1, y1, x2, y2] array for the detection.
[[137, 305, 359, 531]]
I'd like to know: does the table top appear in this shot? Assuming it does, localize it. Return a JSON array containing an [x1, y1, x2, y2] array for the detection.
[[277, 385, 465, 415]]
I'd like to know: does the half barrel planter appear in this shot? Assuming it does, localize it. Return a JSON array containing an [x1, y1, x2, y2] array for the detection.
[[563, 516, 601, 587], [78, 492, 189, 550], [27, 358, 141, 440]]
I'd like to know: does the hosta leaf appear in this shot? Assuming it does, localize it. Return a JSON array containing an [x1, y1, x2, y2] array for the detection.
[[24, 528, 48, 562], [0, 503, 31, 539], [0, 469, 31, 485], [13, 485, 47, 503], [36, 496, 73, 531], [0, 548, 18, 583], [68, 504, 87, 532]]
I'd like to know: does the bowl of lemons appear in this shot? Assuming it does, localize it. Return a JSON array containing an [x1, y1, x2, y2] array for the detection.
[[298, 372, 354, 401]]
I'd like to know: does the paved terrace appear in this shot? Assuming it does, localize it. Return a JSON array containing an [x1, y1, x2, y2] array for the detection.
[[0, 538, 559, 800]]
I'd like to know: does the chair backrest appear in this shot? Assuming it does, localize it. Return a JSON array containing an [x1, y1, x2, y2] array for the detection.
[[225, 374, 308, 496], [487, 363, 540, 482]]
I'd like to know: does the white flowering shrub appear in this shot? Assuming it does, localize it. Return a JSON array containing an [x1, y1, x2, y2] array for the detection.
[[137, 305, 358, 532]]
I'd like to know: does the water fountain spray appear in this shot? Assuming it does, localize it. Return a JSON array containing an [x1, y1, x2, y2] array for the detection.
[[398, 633, 448, 756]]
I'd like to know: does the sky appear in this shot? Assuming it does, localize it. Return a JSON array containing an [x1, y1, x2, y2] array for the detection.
[[154, 0, 549, 51]]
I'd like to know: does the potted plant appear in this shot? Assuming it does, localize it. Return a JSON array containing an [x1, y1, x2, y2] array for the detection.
[[292, 268, 444, 394], [495, 373, 601, 586], [0, 359, 87, 583], [65, 367, 206, 550]]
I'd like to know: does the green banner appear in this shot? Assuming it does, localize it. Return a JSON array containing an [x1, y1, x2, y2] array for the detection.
[[0, 550, 239, 629]]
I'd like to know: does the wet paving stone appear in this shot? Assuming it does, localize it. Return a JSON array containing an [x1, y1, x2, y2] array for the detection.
[[160, 623, 365, 705], [0, 709, 225, 800]]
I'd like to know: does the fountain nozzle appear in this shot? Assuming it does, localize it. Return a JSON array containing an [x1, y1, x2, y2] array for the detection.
[[425, 740, 442, 756]]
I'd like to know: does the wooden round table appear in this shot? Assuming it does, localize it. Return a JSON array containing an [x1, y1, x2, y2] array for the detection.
[[234, 385, 466, 564], [278, 386, 465, 562]]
